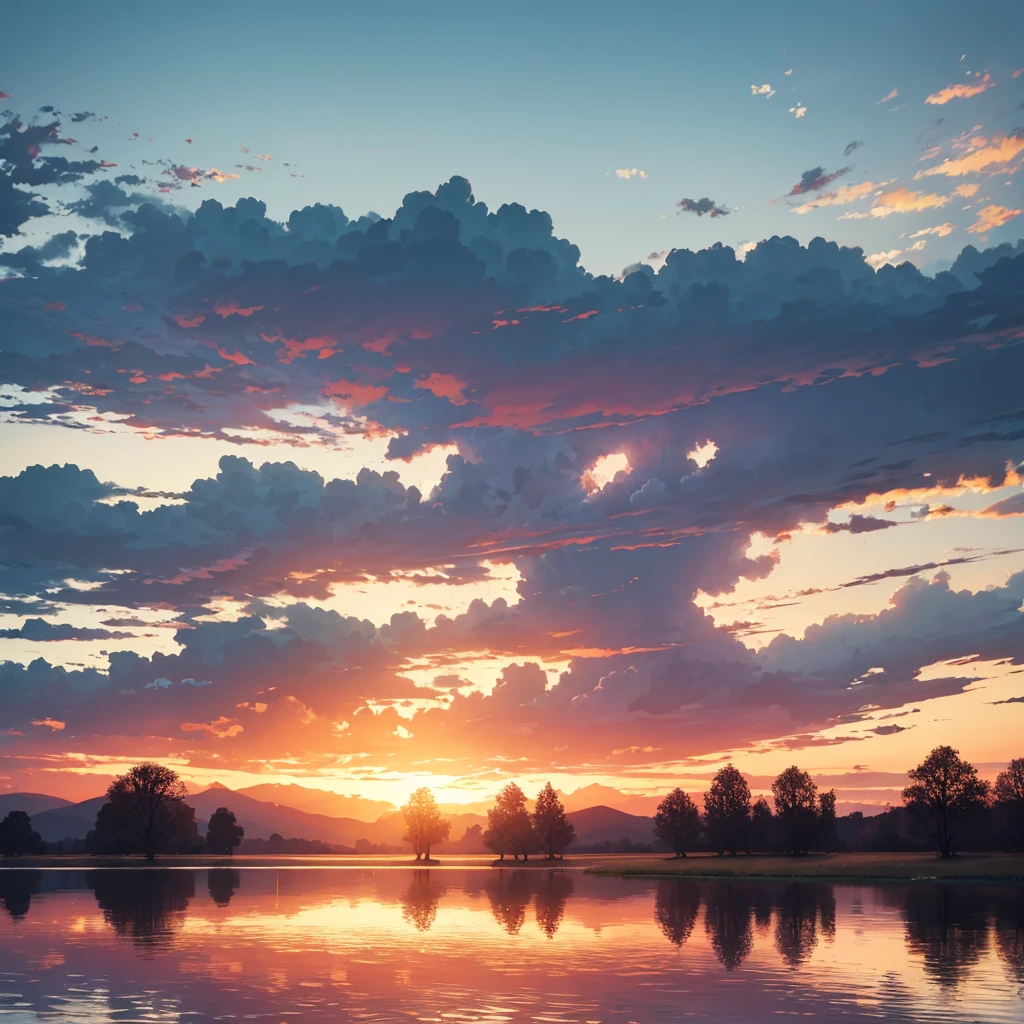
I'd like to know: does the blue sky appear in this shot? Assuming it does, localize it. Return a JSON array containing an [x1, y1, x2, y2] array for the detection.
[[5, 0, 1024, 274]]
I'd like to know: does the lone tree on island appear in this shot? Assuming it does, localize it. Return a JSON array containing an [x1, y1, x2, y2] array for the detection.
[[532, 782, 576, 859], [703, 764, 751, 856], [484, 782, 539, 861], [771, 766, 818, 855], [902, 745, 990, 858], [206, 807, 244, 855], [401, 787, 451, 861], [654, 788, 701, 857], [91, 762, 200, 860]]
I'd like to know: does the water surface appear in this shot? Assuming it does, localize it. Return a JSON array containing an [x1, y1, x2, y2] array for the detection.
[[1, 867, 1021, 1022]]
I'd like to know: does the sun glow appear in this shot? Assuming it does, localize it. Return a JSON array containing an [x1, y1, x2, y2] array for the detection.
[[583, 452, 630, 492]]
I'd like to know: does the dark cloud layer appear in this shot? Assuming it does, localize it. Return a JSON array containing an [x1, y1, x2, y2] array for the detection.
[[1, 106, 1024, 784]]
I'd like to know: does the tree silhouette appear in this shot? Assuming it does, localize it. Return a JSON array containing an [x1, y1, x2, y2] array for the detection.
[[91, 762, 200, 860], [532, 783, 575, 859], [703, 765, 751, 856], [0, 810, 44, 856], [206, 807, 244, 855], [704, 883, 753, 969], [0, 869, 42, 919], [208, 867, 241, 906], [749, 797, 773, 852], [994, 757, 1024, 851], [401, 871, 442, 931], [484, 783, 538, 861], [654, 880, 701, 945], [818, 789, 838, 853], [534, 871, 573, 938], [654, 789, 701, 857], [486, 870, 532, 934], [902, 746, 990, 858], [91, 869, 195, 949], [401, 787, 451, 861], [771, 767, 818, 855]]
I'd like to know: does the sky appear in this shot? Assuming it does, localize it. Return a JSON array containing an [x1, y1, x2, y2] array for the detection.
[[1, 0, 1024, 812]]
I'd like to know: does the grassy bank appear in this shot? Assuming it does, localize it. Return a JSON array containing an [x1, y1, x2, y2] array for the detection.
[[583, 851, 1024, 882]]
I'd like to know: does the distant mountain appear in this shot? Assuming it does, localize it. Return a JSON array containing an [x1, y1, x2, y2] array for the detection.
[[0, 792, 73, 819], [566, 805, 656, 848], [31, 796, 106, 843], [559, 784, 663, 817], [234, 783, 394, 823]]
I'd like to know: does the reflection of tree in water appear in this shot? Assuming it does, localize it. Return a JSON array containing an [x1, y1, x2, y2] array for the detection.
[[534, 871, 573, 938], [704, 884, 753, 970], [774, 884, 835, 968], [91, 869, 195, 950], [654, 880, 701, 947], [990, 886, 1024, 985], [0, 870, 42, 920], [487, 871, 533, 935], [901, 886, 989, 989], [401, 871, 443, 932], [208, 868, 241, 906]]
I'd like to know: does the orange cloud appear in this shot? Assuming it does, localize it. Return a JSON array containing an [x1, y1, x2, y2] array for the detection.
[[414, 372, 469, 406], [180, 717, 244, 739], [966, 204, 1022, 234], [925, 73, 992, 105], [916, 133, 1024, 178], [869, 187, 949, 217], [32, 718, 65, 731], [322, 378, 389, 407], [953, 182, 980, 198], [909, 223, 956, 238], [790, 181, 880, 214]]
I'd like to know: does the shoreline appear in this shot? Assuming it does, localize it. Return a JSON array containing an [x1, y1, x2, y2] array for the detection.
[[0, 851, 1022, 881]]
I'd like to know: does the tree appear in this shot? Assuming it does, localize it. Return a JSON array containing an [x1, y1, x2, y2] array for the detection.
[[91, 762, 201, 860], [994, 757, 1024, 851], [772, 766, 818, 855], [749, 797, 773, 852], [902, 746, 990, 858], [818, 789, 838, 853], [653, 789, 701, 857], [0, 811, 44, 857], [703, 765, 751, 855], [484, 783, 538, 861], [401, 787, 451, 861], [532, 782, 576, 859], [205, 807, 244, 855]]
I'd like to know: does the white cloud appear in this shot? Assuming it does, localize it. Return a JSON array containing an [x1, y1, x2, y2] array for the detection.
[[614, 168, 648, 180], [751, 83, 775, 99], [789, 104, 807, 118]]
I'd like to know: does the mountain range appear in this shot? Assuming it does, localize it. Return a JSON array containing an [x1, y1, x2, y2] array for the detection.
[[1, 783, 656, 852]]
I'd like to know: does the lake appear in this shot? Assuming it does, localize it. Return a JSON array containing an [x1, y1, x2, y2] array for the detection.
[[0, 867, 1022, 1022]]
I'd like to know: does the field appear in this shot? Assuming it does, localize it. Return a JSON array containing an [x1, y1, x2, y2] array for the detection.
[[583, 851, 1024, 882]]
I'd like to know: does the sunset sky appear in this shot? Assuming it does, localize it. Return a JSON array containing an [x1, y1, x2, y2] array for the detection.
[[2, 0, 1024, 813]]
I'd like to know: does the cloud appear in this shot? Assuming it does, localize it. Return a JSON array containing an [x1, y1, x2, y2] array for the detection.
[[878, 89, 898, 104], [909, 223, 956, 238], [614, 168, 647, 179], [925, 74, 993, 105], [916, 132, 1024, 178], [864, 249, 905, 270], [0, 618, 135, 641], [869, 186, 949, 217], [676, 197, 729, 218], [161, 165, 241, 189], [843, 140, 864, 158], [787, 166, 851, 196], [789, 105, 807, 118], [31, 718, 65, 732], [966, 204, 1021, 234], [953, 183, 980, 198], [824, 514, 899, 534], [789, 180, 880, 214], [750, 84, 775, 99]]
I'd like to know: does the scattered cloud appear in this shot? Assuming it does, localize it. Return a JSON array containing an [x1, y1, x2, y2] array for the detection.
[[789, 104, 807, 118], [925, 73, 993, 105], [614, 168, 648, 180], [676, 196, 729, 218], [869, 186, 949, 217], [916, 132, 1024, 178], [909, 223, 956, 238], [750, 84, 775, 99], [790, 180, 880, 214], [953, 182, 981, 198], [843, 140, 864, 158], [787, 165, 851, 196], [966, 204, 1022, 234], [878, 88, 899, 105]]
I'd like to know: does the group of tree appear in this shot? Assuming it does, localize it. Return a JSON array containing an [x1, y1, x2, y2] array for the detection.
[[483, 782, 576, 860], [0, 810, 44, 857], [653, 747, 1023, 859], [86, 763, 244, 859], [652, 764, 837, 858]]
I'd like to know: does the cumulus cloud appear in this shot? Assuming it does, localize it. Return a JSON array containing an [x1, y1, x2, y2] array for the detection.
[[750, 84, 775, 99], [677, 196, 729, 218], [789, 104, 807, 118]]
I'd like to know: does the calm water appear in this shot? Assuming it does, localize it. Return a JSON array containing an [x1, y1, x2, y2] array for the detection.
[[0, 867, 1022, 1023]]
